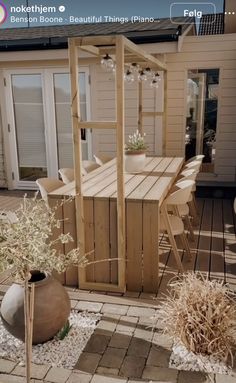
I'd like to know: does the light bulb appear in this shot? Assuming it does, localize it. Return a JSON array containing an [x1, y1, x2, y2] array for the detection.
[[101, 54, 115, 71], [150, 79, 159, 88], [154, 72, 161, 82], [124, 69, 135, 83], [144, 67, 154, 79], [138, 70, 147, 82], [130, 63, 140, 73]]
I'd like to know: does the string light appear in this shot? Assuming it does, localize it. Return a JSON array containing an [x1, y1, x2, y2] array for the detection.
[[101, 58, 162, 89], [124, 69, 135, 83], [101, 54, 115, 71]]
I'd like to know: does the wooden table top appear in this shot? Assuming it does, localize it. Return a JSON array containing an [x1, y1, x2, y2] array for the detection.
[[49, 157, 184, 204]]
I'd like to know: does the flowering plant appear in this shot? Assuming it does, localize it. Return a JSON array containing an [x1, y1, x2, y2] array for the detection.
[[125, 130, 148, 152], [0, 195, 87, 283]]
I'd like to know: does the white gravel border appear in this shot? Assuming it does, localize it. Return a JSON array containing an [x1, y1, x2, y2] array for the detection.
[[0, 311, 101, 369], [169, 342, 232, 375]]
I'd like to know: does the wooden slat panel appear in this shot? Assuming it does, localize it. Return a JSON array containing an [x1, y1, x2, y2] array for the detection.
[[84, 199, 95, 282], [94, 199, 110, 283], [143, 202, 159, 292], [110, 200, 118, 284], [64, 199, 78, 286], [126, 202, 143, 291]]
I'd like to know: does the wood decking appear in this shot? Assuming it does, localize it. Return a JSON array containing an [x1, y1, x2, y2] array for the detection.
[[159, 197, 236, 295], [0, 190, 235, 296]]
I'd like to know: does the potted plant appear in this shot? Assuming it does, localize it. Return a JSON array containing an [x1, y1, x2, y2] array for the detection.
[[158, 273, 236, 375], [0, 195, 86, 383], [125, 130, 148, 173]]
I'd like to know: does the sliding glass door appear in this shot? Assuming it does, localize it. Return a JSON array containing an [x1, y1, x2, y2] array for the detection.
[[5, 68, 91, 189]]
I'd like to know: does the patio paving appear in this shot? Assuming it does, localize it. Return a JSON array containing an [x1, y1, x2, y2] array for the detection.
[[0, 190, 236, 382]]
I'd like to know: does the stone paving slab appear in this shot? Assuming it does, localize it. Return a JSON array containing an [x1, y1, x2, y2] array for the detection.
[[0, 374, 26, 383], [76, 301, 103, 313], [127, 306, 156, 318], [67, 371, 92, 383], [75, 352, 102, 374], [12, 363, 50, 380], [146, 346, 171, 368], [96, 367, 120, 376], [109, 333, 132, 349], [0, 359, 17, 374], [99, 347, 126, 369], [91, 375, 127, 383], [119, 355, 146, 379], [102, 304, 129, 316], [84, 334, 111, 354], [215, 373, 236, 383], [142, 365, 178, 381], [45, 367, 71, 383], [178, 371, 213, 382], [127, 337, 151, 358]]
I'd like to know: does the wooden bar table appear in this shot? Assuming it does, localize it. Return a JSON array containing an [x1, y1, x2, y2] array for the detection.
[[49, 156, 184, 293]]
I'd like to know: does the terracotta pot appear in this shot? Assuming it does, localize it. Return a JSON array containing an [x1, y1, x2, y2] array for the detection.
[[0, 271, 70, 344], [125, 151, 146, 173]]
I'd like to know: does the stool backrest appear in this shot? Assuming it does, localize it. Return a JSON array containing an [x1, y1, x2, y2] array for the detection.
[[36, 178, 65, 204], [185, 155, 204, 165], [58, 168, 74, 184], [164, 179, 195, 206]]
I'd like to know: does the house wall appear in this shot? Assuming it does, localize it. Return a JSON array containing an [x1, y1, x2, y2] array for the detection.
[[0, 107, 6, 187], [165, 33, 236, 182], [90, 64, 163, 158]]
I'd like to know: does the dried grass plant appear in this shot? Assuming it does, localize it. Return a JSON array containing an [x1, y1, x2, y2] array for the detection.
[[158, 273, 236, 365]]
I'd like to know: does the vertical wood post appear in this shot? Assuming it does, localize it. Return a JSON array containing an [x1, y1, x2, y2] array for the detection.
[[68, 38, 85, 284], [116, 35, 126, 291], [138, 80, 143, 134], [163, 70, 168, 156]]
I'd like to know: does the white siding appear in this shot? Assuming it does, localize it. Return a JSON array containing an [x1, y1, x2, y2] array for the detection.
[[90, 64, 163, 157], [165, 34, 236, 182]]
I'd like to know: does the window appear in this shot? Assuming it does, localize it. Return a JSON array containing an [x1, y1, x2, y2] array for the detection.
[[185, 69, 219, 172]]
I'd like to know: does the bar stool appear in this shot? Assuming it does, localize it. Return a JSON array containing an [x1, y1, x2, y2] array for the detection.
[[58, 168, 75, 184], [36, 178, 65, 205], [82, 160, 101, 174], [185, 155, 205, 165], [160, 179, 195, 272], [94, 154, 113, 165]]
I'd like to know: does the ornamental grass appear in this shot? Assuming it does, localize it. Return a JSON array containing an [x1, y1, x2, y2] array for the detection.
[[158, 273, 236, 365]]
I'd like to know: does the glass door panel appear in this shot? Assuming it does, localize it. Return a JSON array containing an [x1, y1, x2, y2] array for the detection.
[[11, 74, 47, 181], [185, 69, 219, 173], [53, 72, 89, 169]]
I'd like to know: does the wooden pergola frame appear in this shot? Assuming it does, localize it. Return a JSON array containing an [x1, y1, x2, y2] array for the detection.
[[68, 34, 167, 292]]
